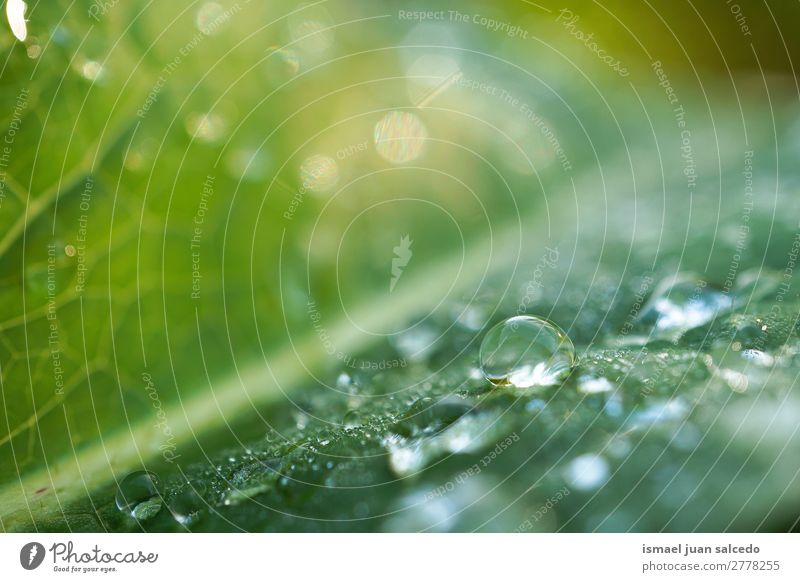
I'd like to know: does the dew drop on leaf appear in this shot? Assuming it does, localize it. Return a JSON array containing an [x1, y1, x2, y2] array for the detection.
[[479, 315, 575, 388], [115, 471, 162, 520]]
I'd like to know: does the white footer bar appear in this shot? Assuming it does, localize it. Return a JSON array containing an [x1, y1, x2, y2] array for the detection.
[[1, 533, 797, 581]]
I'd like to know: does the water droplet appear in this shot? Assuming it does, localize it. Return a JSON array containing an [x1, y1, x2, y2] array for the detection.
[[64, 244, 76, 257], [26, 43, 40, 59], [77, 59, 105, 82], [293, 410, 309, 430], [185, 112, 226, 144], [115, 471, 162, 520], [563, 454, 610, 491], [336, 372, 353, 391], [167, 485, 205, 526], [637, 275, 732, 336], [374, 111, 427, 164], [299, 154, 338, 193], [479, 315, 575, 388], [606, 435, 632, 458]]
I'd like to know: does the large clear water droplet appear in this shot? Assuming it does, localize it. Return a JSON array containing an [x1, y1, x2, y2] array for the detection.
[[115, 471, 162, 520], [479, 315, 575, 388], [638, 275, 732, 335]]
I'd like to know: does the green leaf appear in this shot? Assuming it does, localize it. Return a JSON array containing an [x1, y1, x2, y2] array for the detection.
[[2, 0, 799, 532]]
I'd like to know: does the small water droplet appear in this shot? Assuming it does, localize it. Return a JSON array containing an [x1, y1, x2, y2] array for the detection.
[[293, 410, 309, 429], [64, 244, 76, 257], [26, 43, 40, 59], [563, 454, 610, 491], [77, 59, 105, 82], [115, 471, 162, 520], [638, 275, 732, 336], [606, 436, 632, 458], [185, 112, 226, 143], [336, 372, 353, 391], [374, 111, 427, 164], [479, 315, 575, 388]]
